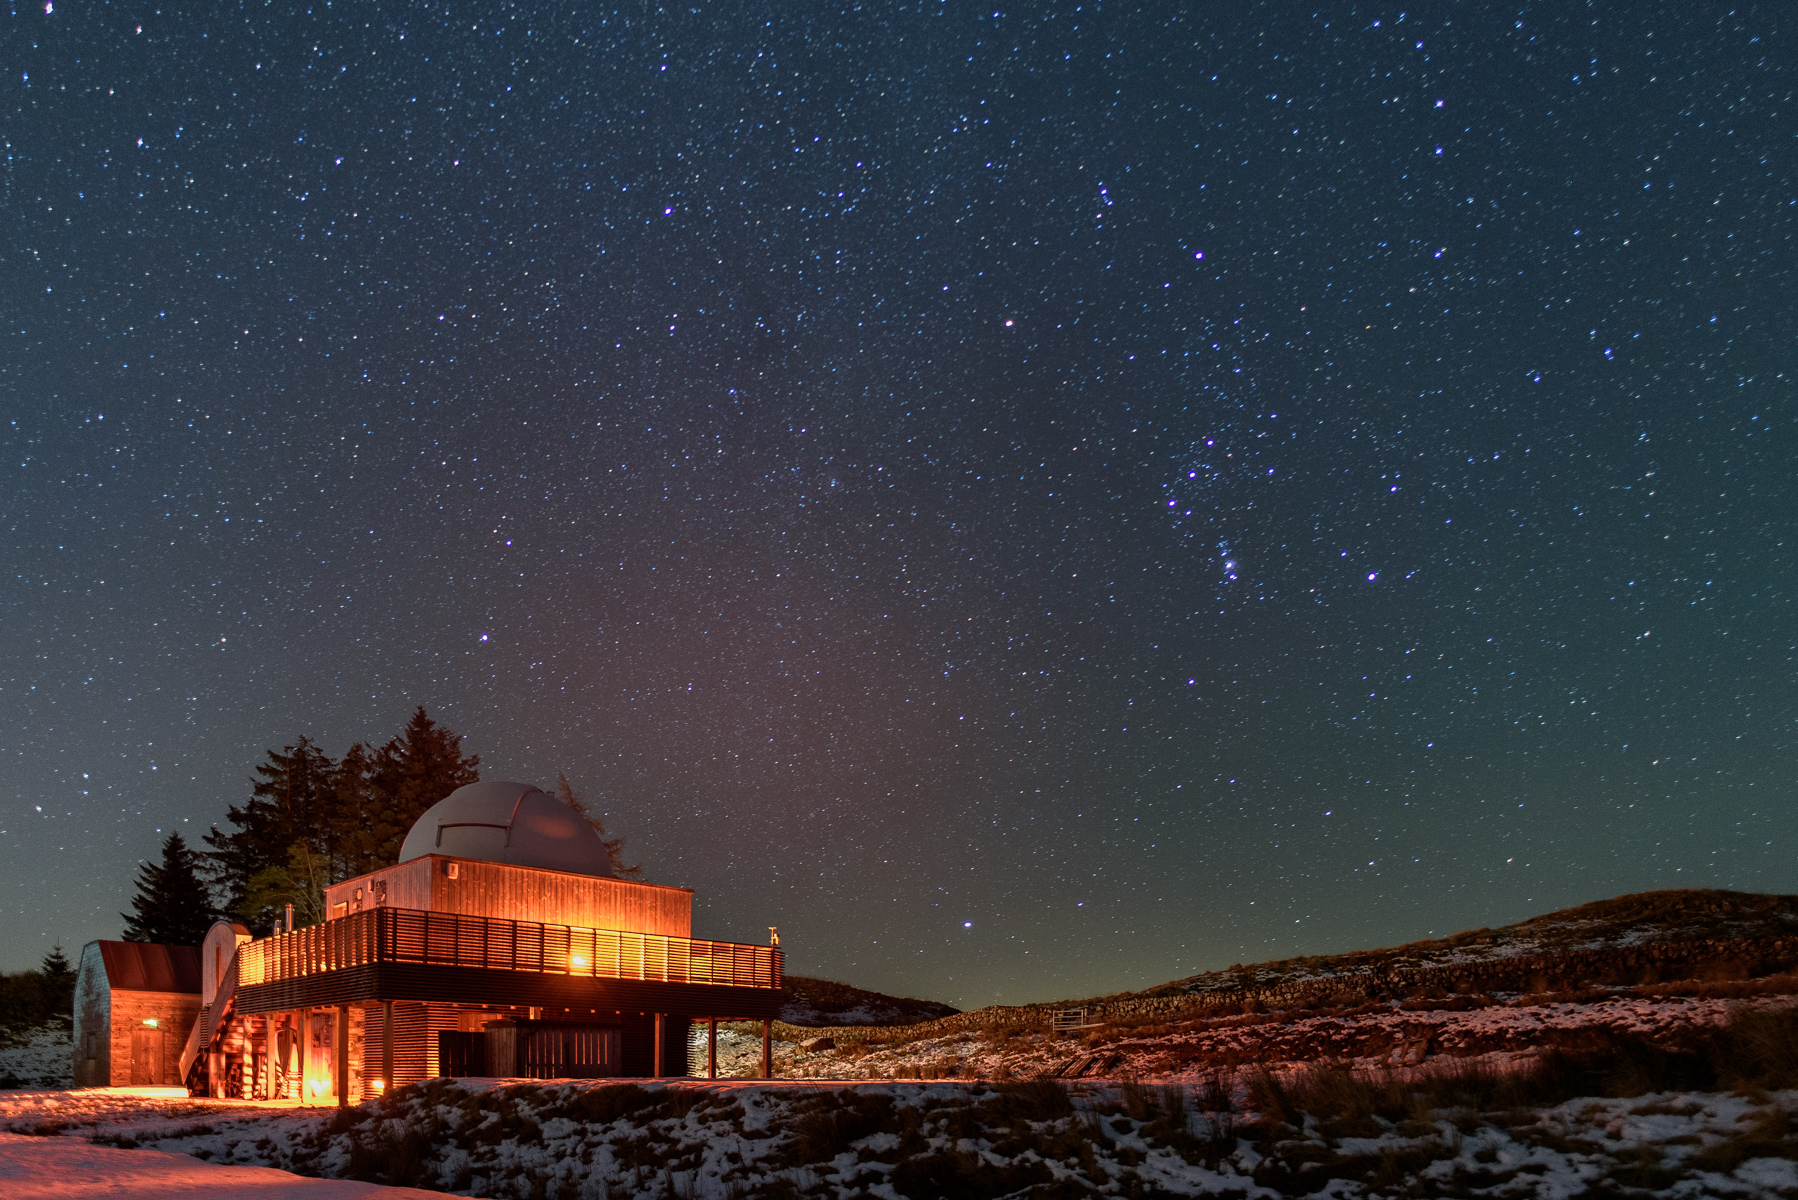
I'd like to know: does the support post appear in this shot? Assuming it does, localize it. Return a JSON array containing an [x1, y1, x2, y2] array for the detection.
[[297, 1008, 309, 1105], [336, 1006, 350, 1108], [762, 1018, 772, 1080], [261, 1015, 272, 1101], [707, 1019, 717, 1080], [381, 1001, 394, 1096], [653, 1013, 665, 1078]]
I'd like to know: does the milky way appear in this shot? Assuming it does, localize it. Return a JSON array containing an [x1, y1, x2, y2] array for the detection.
[[3, 2, 1792, 1005]]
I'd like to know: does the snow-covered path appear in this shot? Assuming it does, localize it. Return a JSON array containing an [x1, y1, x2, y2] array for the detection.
[[0, 1132, 466, 1199]]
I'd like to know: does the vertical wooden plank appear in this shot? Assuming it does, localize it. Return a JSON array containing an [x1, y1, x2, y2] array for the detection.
[[336, 1006, 349, 1108], [297, 1008, 309, 1105], [382, 1001, 394, 1094]]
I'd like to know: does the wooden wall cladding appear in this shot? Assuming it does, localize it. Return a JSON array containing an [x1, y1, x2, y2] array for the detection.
[[101, 991, 202, 1087], [74, 944, 201, 1088], [237, 961, 782, 1021], [435, 857, 692, 936], [72, 949, 110, 1089], [321, 855, 693, 937]]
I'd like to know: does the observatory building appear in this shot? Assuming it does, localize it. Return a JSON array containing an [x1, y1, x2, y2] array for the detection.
[[177, 781, 783, 1101]]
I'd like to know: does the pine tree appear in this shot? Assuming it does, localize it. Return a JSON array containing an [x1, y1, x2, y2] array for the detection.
[[40, 945, 72, 982], [361, 707, 481, 871], [205, 736, 335, 922], [555, 773, 643, 878], [37, 945, 74, 1019], [122, 833, 218, 945], [203, 710, 479, 928]]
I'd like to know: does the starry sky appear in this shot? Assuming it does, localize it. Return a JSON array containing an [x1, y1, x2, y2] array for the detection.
[[3, 1, 1793, 1006]]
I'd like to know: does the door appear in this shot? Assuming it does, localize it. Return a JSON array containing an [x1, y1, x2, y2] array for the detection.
[[130, 1028, 163, 1085]]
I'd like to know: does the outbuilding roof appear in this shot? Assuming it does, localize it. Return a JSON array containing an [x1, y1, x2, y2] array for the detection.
[[94, 941, 202, 994]]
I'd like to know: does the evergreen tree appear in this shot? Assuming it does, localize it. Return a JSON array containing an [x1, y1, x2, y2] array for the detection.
[[205, 736, 335, 922], [40, 945, 72, 982], [555, 773, 643, 879], [122, 833, 217, 945], [204, 710, 478, 928], [361, 707, 481, 872], [38, 945, 74, 1020]]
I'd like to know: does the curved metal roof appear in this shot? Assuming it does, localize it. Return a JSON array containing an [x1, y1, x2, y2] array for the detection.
[[397, 780, 615, 877]]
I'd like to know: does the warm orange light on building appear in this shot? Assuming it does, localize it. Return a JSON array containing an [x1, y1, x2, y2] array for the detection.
[[570, 955, 588, 968]]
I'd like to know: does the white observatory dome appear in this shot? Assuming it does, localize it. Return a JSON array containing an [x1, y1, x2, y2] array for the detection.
[[397, 780, 614, 877]]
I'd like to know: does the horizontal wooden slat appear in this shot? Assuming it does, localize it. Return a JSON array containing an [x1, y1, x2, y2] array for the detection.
[[237, 908, 782, 994]]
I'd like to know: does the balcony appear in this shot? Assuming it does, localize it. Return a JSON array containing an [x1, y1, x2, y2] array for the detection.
[[237, 907, 783, 993]]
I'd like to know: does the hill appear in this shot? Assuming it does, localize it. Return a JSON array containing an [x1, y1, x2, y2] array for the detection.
[[1134, 887, 1798, 1002], [779, 975, 960, 1026], [766, 889, 1798, 1046]]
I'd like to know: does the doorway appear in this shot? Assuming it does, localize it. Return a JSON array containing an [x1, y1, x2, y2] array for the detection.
[[130, 1028, 163, 1085]]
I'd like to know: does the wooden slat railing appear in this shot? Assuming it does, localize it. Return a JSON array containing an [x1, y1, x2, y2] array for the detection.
[[237, 908, 783, 991]]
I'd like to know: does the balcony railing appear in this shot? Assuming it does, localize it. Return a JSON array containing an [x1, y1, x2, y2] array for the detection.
[[237, 907, 783, 991]]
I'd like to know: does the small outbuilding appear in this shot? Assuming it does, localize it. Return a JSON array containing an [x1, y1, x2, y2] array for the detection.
[[73, 941, 203, 1087]]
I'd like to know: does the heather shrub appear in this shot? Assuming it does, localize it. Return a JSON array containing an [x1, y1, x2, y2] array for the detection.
[[1714, 1004, 1798, 1089]]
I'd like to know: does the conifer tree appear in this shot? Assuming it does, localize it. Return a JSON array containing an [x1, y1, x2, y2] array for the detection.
[[205, 736, 335, 922], [360, 706, 481, 872], [122, 833, 217, 945], [38, 945, 74, 1018], [40, 945, 72, 981], [204, 709, 479, 927]]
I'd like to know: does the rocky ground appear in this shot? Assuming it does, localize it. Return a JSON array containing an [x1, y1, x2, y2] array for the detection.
[[7, 888, 1798, 1195], [775, 991, 1798, 1084], [4, 1067, 1798, 1198]]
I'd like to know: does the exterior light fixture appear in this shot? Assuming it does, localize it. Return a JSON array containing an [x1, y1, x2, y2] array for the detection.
[[372, 1079, 386, 1092], [570, 955, 588, 968], [142, 1018, 159, 1028]]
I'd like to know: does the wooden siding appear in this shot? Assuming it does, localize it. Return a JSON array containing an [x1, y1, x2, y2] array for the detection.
[[326, 858, 434, 917], [72, 944, 110, 1089], [354, 1003, 690, 1087], [323, 855, 692, 936], [236, 961, 783, 1021], [239, 908, 779, 994], [74, 942, 203, 1087]]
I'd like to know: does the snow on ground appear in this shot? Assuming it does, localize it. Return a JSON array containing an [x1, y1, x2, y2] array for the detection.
[[685, 1027, 797, 1078], [4, 1076, 1798, 1198], [0, 1131, 464, 1198], [789, 993, 1798, 1082], [0, 1026, 74, 1090]]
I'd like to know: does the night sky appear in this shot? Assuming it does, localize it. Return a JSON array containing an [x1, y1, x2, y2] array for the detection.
[[4, 2, 1793, 1007]]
